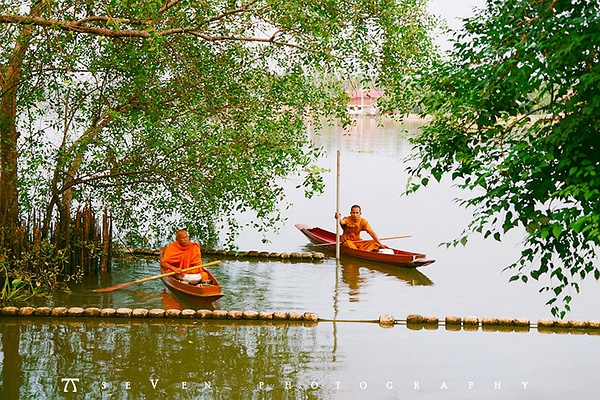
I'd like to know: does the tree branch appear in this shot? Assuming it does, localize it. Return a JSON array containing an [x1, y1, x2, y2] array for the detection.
[[0, 12, 306, 49], [203, 0, 260, 25], [159, 0, 183, 14], [63, 168, 163, 190]]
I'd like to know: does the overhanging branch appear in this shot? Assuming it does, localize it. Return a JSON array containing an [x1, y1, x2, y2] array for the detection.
[[0, 3, 305, 50]]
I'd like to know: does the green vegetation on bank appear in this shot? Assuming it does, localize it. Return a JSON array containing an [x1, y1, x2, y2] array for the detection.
[[411, 0, 600, 317]]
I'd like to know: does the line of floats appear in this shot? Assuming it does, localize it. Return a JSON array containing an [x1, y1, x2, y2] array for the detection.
[[2, 306, 600, 335], [133, 248, 327, 261]]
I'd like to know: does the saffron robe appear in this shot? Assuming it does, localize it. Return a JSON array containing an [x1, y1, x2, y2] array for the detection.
[[161, 241, 208, 280], [340, 216, 380, 252]]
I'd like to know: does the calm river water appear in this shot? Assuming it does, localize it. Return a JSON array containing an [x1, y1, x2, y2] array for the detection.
[[2, 117, 600, 399]]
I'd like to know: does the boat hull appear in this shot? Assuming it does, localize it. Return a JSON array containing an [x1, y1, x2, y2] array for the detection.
[[295, 224, 435, 268], [160, 267, 224, 301]]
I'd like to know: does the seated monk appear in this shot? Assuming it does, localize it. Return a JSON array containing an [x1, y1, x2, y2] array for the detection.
[[160, 229, 210, 284], [335, 204, 388, 252]]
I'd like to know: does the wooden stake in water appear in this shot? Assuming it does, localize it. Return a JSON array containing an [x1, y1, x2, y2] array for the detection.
[[336, 150, 341, 262]]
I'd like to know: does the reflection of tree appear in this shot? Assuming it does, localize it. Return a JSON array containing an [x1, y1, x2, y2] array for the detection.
[[0, 324, 22, 398], [0, 319, 342, 399]]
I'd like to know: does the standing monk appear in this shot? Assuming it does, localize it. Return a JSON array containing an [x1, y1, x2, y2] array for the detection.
[[335, 205, 388, 252], [161, 229, 209, 284]]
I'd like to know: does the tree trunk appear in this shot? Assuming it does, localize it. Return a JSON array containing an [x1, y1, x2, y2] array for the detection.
[[0, 1, 44, 239], [100, 208, 111, 273], [57, 196, 72, 250], [0, 93, 19, 230]]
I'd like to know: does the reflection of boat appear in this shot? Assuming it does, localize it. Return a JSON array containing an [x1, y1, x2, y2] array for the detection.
[[341, 260, 433, 287], [160, 265, 224, 302], [160, 289, 220, 310], [296, 224, 435, 268]]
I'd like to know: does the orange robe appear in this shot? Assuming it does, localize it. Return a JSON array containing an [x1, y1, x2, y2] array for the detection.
[[340, 216, 380, 252], [161, 241, 208, 280]]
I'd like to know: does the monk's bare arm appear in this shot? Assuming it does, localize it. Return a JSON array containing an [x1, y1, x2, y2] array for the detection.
[[367, 229, 387, 248]]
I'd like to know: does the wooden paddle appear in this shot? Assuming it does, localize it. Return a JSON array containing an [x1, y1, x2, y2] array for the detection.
[[93, 260, 221, 293], [314, 235, 412, 246]]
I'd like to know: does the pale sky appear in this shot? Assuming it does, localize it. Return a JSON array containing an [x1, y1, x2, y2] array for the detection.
[[427, 0, 486, 50], [428, 0, 486, 29]]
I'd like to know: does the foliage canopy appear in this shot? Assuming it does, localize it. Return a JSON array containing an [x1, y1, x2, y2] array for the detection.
[[411, 0, 600, 317], [0, 0, 436, 248]]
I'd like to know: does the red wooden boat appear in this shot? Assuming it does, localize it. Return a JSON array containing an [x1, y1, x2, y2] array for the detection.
[[160, 265, 224, 301], [296, 224, 435, 268]]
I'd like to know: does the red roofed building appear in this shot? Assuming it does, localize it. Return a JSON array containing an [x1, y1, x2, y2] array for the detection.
[[347, 89, 383, 115]]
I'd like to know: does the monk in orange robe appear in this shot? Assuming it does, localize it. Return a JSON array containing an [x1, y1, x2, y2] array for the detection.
[[335, 205, 387, 252], [161, 229, 209, 283]]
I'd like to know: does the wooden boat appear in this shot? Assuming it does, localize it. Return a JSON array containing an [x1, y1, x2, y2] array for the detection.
[[160, 265, 224, 301], [295, 224, 435, 268], [159, 247, 224, 301]]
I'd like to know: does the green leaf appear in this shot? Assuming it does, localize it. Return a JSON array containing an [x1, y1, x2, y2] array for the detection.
[[552, 225, 563, 239]]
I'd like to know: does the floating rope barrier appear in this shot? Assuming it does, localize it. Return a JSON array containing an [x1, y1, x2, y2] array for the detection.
[[129, 248, 327, 262], [2, 307, 600, 334], [0, 306, 318, 324], [390, 314, 600, 335]]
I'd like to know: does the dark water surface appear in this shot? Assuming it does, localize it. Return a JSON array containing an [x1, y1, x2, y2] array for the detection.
[[2, 118, 600, 399]]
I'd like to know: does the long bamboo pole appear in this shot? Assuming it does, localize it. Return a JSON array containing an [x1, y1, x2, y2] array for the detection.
[[335, 150, 341, 262], [313, 234, 412, 247], [93, 260, 221, 293]]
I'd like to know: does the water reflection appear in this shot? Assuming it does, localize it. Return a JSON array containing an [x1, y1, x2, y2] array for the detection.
[[302, 243, 433, 297], [339, 260, 433, 291], [160, 289, 220, 311], [0, 319, 340, 399], [4, 317, 600, 398]]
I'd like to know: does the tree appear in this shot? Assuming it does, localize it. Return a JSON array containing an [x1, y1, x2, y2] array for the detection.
[[410, 0, 600, 317], [1, 1, 437, 252]]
